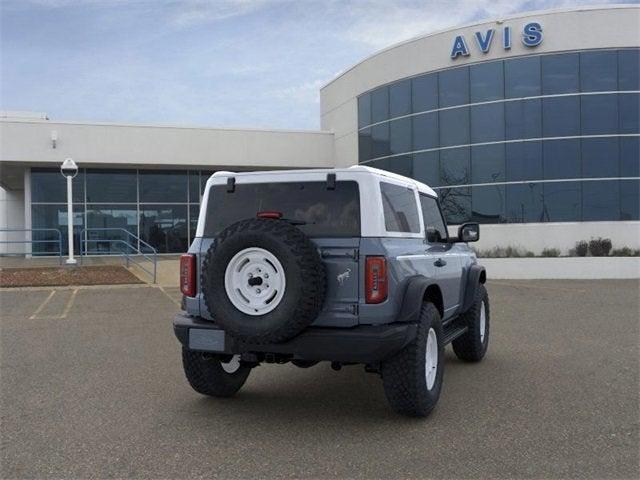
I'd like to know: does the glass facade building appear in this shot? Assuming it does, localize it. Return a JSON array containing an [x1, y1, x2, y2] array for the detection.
[[357, 49, 640, 225], [30, 169, 213, 254]]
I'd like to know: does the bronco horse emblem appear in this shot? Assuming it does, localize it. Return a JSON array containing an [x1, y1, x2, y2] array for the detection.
[[336, 268, 351, 286]]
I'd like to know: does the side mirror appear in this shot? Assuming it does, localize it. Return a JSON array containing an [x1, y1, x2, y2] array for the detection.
[[458, 223, 480, 243]]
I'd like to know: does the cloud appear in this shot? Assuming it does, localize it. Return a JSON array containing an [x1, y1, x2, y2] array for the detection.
[[168, 0, 284, 28]]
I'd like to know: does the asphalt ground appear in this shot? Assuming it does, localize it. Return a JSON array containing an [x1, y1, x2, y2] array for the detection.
[[1, 280, 638, 479]]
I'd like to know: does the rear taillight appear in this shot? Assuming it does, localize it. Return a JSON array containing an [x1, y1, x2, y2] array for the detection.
[[365, 256, 388, 304], [180, 254, 196, 297]]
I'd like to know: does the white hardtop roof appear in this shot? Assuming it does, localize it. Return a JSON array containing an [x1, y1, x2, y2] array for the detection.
[[209, 165, 438, 197]]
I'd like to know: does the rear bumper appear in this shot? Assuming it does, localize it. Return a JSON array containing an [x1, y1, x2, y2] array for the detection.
[[173, 312, 417, 364]]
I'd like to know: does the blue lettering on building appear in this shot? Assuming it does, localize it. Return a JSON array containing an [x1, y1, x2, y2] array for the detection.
[[450, 35, 470, 59], [451, 22, 543, 59]]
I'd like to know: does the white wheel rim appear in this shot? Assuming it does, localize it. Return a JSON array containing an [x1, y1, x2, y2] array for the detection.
[[479, 301, 486, 343], [224, 247, 286, 316], [221, 355, 241, 374], [425, 328, 438, 390]]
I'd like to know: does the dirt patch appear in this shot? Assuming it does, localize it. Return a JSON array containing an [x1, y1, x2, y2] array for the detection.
[[0, 266, 143, 288]]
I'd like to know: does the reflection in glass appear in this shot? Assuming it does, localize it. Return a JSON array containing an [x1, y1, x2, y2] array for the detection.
[[620, 137, 640, 177], [543, 139, 580, 180], [32, 169, 85, 203], [412, 112, 438, 151], [505, 56, 540, 98], [371, 123, 390, 158], [439, 67, 469, 108], [201, 171, 215, 196], [140, 170, 188, 203], [413, 152, 440, 187], [359, 128, 373, 161], [371, 87, 389, 123], [580, 51, 617, 92], [542, 96, 580, 137], [386, 155, 413, 177], [620, 179, 640, 220], [581, 94, 619, 135], [542, 53, 579, 94], [140, 206, 188, 253], [505, 99, 541, 140], [412, 74, 438, 113], [506, 142, 543, 182], [86, 169, 136, 203], [470, 103, 504, 143], [440, 148, 469, 186], [583, 180, 620, 221], [189, 171, 200, 203], [582, 138, 619, 178], [619, 93, 640, 134], [439, 108, 469, 147], [390, 79, 411, 117], [439, 187, 471, 224], [471, 144, 505, 183], [618, 49, 640, 91], [390, 118, 411, 155], [472, 185, 505, 223], [506, 183, 543, 223], [543, 182, 581, 222], [86, 205, 138, 254], [31, 204, 84, 255], [189, 204, 200, 241], [470, 61, 504, 102], [358, 93, 371, 128]]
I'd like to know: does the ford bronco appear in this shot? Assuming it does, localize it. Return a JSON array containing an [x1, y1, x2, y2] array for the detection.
[[173, 166, 489, 417]]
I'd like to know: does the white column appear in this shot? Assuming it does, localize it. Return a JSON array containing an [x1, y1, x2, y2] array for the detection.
[[66, 175, 76, 265]]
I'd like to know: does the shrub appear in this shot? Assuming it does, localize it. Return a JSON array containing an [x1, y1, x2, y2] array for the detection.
[[540, 248, 561, 257], [476, 246, 535, 258], [588, 237, 612, 257], [610, 247, 640, 257], [574, 240, 589, 257]]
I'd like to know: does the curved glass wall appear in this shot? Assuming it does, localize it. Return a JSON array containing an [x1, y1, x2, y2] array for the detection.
[[357, 48, 640, 224], [31, 168, 214, 254]]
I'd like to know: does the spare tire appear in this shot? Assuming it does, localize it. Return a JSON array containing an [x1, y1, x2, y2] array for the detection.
[[201, 218, 326, 344]]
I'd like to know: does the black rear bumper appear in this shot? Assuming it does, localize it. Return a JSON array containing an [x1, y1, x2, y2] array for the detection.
[[173, 312, 417, 364]]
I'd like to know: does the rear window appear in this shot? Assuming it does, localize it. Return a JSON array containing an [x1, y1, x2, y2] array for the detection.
[[204, 181, 360, 237], [380, 182, 420, 233]]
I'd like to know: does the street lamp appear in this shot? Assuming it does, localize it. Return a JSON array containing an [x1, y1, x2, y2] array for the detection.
[[60, 158, 78, 265]]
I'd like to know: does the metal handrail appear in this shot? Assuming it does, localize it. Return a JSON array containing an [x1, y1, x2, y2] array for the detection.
[[79, 228, 158, 283], [0, 228, 63, 264]]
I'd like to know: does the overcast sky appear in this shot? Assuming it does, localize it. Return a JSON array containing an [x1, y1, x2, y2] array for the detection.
[[1, 0, 635, 129]]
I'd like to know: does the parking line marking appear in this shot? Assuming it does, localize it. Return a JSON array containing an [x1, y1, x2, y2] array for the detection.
[[58, 289, 78, 319], [158, 286, 181, 307], [29, 290, 56, 319]]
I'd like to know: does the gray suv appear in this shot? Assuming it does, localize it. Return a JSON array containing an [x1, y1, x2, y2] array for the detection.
[[174, 166, 489, 417]]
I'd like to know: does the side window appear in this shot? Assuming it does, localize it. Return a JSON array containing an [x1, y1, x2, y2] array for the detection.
[[420, 194, 448, 243], [380, 182, 421, 233]]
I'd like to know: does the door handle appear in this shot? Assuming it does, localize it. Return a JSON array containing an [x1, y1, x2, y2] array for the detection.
[[434, 258, 447, 267]]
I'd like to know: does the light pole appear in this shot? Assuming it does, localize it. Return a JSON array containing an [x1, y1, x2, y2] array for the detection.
[[60, 158, 78, 265]]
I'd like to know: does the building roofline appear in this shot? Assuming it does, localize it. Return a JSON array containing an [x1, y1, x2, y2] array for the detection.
[[0, 117, 333, 136], [320, 4, 638, 91]]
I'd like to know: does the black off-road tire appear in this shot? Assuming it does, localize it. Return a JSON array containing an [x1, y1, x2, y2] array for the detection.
[[452, 284, 490, 362], [182, 348, 251, 397], [201, 218, 326, 344], [381, 303, 444, 417]]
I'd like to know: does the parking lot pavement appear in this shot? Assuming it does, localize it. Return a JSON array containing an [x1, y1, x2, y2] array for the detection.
[[1, 280, 638, 479]]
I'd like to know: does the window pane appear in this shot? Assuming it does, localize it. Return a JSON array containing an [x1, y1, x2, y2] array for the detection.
[[620, 179, 640, 220], [505, 98, 542, 140], [439, 108, 469, 147], [31, 168, 84, 203], [200, 171, 214, 197], [188, 171, 200, 203], [621, 137, 640, 177], [31, 204, 84, 255], [359, 128, 373, 162], [412, 74, 438, 112], [189, 204, 200, 241], [619, 49, 640, 91], [472, 185, 505, 224], [470, 61, 504, 102], [581, 94, 618, 135], [386, 155, 413, 177], [506, 141, 543, 181], [440, 147, 470, 186], [470, 103, 504, 142], [439, 187, 471, 224], [86, 169, 136, 203], [140, 170, 187, 203], [413, 152, 440, 187], [543, 182, 581, 222], [619, 93, 640, 134], [86, 205, 138, 254], [580, 51, 617, 92], [439, 67, 469, 108], [544, 139, 580, 180], [583, 180, 620, 221], [380, 182, 420, 233], [505, 56, 541, 98], [390, 79, 411, 117], [140, 205, 188, 253], [472, 144, 505, 183], [506, 183, 543, 223], [542, 96, 580, 137], [420, 195, 448, 242], [542, 53, 579, 94], [358, 93, 371, 128], [412, 112, 439, 151], [371, 123, 390, 158], [582, 138, 619, 178], [389, 117, 411, 155], [371, 87, 389, 123]]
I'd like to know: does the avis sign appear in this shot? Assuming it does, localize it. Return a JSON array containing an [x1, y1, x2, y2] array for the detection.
[[450, 22, 543, 59]]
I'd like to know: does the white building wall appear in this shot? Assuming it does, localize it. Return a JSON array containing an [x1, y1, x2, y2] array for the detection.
[[0, 186, 25, 254]]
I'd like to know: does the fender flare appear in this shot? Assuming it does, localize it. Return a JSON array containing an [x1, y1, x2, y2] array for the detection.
[[461, 264, 486, 313], [395, 275, 439, 323]]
